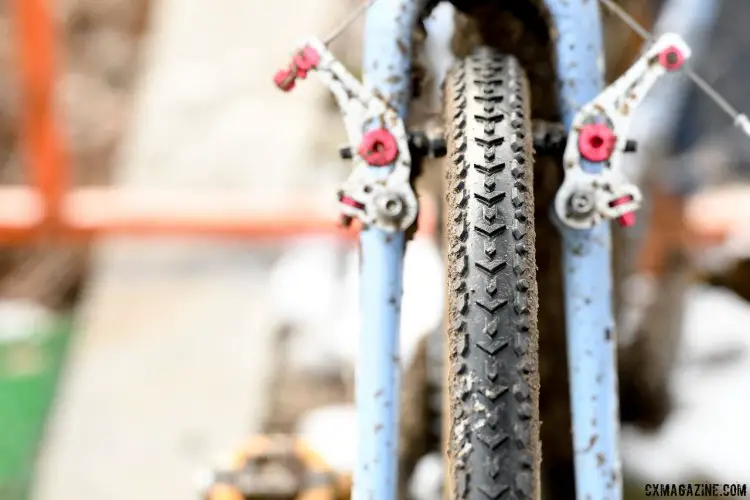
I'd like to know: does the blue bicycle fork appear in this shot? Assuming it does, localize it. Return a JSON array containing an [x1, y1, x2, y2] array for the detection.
[[546, 1, 622, 498], [356, 1, 621, 499], [355, 0, 427, 498]]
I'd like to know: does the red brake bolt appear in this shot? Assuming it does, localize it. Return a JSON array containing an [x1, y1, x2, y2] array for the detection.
[[578, 123, 617, 163], [657, 46, 685, 71], [358, 129, 399, 166], [273, 46, 321, 92], [292, 47, 320, 78], [610, 196, 636, 228], [339, 195, 364, 210], [338, 194, 364, 227], [274, 69, 296, 91]]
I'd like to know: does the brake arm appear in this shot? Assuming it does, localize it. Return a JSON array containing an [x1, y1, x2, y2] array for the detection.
[[555, 32, 692, 230], [274, 38, 417, 232]]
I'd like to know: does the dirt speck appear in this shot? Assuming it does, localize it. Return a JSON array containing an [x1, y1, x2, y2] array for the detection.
[[396, 39, 408, 55], [583, 434, 598, 452]]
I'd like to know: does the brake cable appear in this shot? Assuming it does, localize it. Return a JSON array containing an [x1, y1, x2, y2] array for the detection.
[[598, 0, 750, 137]]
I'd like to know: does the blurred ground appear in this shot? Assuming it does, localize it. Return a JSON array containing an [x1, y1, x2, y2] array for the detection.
[[30, 1, 345, 499]]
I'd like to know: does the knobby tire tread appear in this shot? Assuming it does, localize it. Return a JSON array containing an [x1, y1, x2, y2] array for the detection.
[[444, 48, 541, 500]]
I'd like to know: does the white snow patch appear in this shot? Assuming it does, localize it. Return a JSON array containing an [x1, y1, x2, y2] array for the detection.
[[622, 285, 750, 483], [270, 236, 444, 372], [296, 404, 358, 474]]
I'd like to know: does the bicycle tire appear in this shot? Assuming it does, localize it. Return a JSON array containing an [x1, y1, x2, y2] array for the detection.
[[444, 47, 541, 499]]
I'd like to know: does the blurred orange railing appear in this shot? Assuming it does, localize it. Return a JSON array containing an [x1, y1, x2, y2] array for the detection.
[[4, 0, 435, 245], [13, 1, 745, 248]]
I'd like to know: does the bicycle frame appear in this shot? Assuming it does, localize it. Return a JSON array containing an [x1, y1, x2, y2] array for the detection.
[[358, 1, 619, 499]]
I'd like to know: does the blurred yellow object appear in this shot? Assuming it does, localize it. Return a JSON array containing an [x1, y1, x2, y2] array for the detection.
[[205, 434, 351, 500], [207, 484, 244, 500]]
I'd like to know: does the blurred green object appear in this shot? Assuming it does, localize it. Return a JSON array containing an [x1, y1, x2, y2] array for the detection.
[[0, 316, 73, 500]]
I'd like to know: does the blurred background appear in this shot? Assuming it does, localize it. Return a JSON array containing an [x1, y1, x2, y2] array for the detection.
[[0, 0, 748, 499]]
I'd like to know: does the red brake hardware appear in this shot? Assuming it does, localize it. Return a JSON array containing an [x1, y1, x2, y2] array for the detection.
[[657, 45, 685, 71], [578, 123, 617, 163], [273, 46, 321, 92], [358, 129, 399, 166], [273, 69, 296, 91], [339, 194, 365, 210], [609, 195, 636, 228], [293, 47, 320, 76]]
